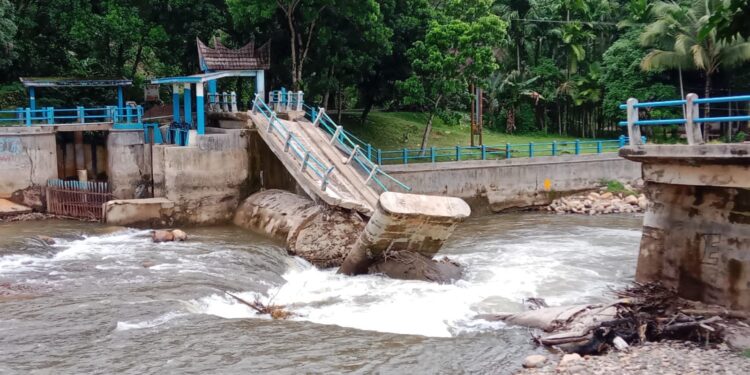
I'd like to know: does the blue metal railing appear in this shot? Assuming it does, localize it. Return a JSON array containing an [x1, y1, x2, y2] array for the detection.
[[619, 93, 750, 145], [252, 95, 337, 192], [301, 104, 411, 192], [0, 105, 144, 128]]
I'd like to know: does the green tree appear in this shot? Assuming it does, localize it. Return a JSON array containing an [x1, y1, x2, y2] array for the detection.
[[0, 0, 16, 69], [641, 0, 750, 119], [397, 0, 507, 151]]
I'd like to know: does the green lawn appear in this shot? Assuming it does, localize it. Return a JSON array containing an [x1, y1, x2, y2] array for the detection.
[[338, 111, 582, 150]]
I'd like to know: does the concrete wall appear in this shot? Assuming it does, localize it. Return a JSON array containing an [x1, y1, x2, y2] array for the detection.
[[621, 144, 750, 311], [382, 154, 641, 212], [246, 129, 306, 197], [0, 128, 57, 198], [152, 128, 250, 224], [107, 130, 149, 199]]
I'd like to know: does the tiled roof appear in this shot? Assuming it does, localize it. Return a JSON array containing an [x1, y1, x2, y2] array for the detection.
[[197, 38, 270, 71]]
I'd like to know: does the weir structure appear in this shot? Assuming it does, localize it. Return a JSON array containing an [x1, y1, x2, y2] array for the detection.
[[619, 93, 750, 311]]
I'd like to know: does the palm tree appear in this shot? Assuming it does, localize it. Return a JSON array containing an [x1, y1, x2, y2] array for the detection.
[[640, 0, 750, 121], [488, 70, 541, 134]]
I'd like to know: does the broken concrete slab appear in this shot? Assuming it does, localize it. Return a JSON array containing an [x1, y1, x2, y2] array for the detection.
[[104, 198, 175, 227], [0, 198, 32, 217]]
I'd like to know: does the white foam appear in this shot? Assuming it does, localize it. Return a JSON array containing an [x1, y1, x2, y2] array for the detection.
[[115, 311, 186, 331]]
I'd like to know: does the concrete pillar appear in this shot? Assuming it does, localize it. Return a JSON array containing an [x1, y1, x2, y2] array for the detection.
[[28, 87, 36, 111], [196, 82, 205, 135], [255, 70, 265, 101], [172, 84, 181, 123], [107, 131, 147, 199], [208, 80, 217, 107], [183, 83, 192, 125], [339, 192, 471, 275]]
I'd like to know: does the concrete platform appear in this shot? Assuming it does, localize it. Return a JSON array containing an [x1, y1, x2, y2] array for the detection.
[[104, 197, 175, 227], [0, 198, 32, 217]]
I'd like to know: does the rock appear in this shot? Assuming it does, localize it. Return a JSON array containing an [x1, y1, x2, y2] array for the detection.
[[142, 260, 156, 268], [36, 235, 55, 245], [368, 252, 462, 283], [638, 196, 649, 209], [523, 354, 548, 368], [600, 192, 613, 199], [624, 195, 639, 205], [9, 186, 45, 212], [152, 230, 174, 243], [587, 192, 600, 200], [613, 336, 629, 351], [171, 229, 188, 241], [559, 353, 582, 367]]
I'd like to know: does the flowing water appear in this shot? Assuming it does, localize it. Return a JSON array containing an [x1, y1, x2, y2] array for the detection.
[[0, 213, 643, 374]]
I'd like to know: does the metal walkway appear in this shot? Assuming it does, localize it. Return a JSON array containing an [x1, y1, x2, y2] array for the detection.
[[247, 94, 410, 216]]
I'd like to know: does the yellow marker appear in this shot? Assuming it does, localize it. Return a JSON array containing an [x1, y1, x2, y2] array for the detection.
[[543, 178, 552, 191]]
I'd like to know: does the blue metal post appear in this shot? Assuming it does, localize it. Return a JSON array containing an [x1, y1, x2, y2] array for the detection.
[[77, 106, 84, 123], [184, 84, 192, 125], [597, 141, 603, 153], [431, 146, 436, 163], [255, 70, 265, 100], [117, 86, 124, 109], [367, 144, 372, 161], [456, 146, 461, 161], [25, 108, 31, 126], [575, 140, 581, 155], [377, 148, 382, 165], [172, 84, 181, 123], [552, 141, 557, 156], [529, 142, 534, 158], [16, 107, 23, 123], [28, 87, 36, 111], [618, 135, 625, 148], [481, 145, 486, 160], [208, 80, 217, 106], [505, 143, 511, 159], [403, 148, 408, 164], [196, 82, 205, 135], [47, 107, 54, 124]]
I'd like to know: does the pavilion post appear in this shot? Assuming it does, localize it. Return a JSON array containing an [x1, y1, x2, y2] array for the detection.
[[184, 83, 192, 125], [117, 86, 124, 109], [196, 82, 205, 135], [208, 80, 217, 106], [255, 70, 265, 101], [29, 87, 36, 111], [172, 84, 181, 123]]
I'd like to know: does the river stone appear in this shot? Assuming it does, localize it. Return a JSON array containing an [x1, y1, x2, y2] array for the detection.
[[368, 252, 462, 283], [523, 355, 548, 368], [559, 353, 582, 367], [10, 186, 44, 212], [152, 230, 174, 243], [171, 229, 188, 241]]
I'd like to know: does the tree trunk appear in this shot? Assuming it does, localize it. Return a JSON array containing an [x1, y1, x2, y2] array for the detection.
[[360, 101, 373, 125], [286, 14, 298, 91], [420, 112, 435, 154], [131, 33, 147, 78]]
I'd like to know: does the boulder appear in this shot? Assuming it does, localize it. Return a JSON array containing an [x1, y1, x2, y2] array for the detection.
[[368, 252, 462, 284], [152, 230, 174, 243], [36, 235, 55, 245], [10, 186, 45, 212], [171, 229, 188, 241], [600, 192, 613, 200], [558, 353, 582, 367], [624, 195, 638, 205], [523, 355, 548, 369]]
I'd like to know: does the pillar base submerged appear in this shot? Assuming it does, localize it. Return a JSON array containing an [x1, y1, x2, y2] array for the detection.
[[621, 144, 750, 311]]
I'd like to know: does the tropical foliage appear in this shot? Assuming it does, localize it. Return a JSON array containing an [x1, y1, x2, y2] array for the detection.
[[2, 0, 750, 146]]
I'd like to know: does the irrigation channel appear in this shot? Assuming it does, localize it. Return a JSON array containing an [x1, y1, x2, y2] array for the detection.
[[0, 213, 642, 374]]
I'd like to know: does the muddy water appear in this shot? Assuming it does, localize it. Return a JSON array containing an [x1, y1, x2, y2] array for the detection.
[[0, 213, 642, 374]]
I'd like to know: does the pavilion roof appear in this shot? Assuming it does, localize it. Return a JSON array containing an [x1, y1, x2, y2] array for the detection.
[[197, 38, 270, 71], [19, 77, 132, 88]]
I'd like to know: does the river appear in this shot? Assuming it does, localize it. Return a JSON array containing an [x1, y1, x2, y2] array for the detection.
[[0, 213, 643, 374]]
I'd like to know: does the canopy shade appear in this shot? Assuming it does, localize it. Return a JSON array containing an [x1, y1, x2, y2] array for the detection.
[[150, 70, 261, 85], [20, 77, 133, 88]]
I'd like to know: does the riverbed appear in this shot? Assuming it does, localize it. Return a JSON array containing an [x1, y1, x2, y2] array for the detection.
[[0, 213, 642, 374]]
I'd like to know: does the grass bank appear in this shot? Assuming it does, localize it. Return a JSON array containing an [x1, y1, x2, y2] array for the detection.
[[337, 111, 582, 150]]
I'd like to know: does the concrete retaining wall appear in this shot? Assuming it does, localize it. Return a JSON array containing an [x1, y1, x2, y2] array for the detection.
[[107, 130, 149, 199], [382, 153, 641, 212], [0, 128, 57, 198]]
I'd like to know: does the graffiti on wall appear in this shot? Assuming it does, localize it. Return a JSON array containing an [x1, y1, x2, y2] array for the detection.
[[0, 137, 24, 162]]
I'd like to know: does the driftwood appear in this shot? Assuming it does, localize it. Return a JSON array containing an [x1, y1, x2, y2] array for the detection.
[[225, 291, 293, 320]]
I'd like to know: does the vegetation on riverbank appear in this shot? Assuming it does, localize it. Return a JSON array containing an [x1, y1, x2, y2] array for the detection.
[[338, 111, 581, 150]]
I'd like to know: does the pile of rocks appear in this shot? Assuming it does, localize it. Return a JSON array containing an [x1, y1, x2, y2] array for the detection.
[[546, 190, 648, 215], [519, 341, 750, 375]]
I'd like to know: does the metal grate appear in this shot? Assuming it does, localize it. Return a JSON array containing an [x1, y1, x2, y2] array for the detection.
[[46, 179, 113, 221]]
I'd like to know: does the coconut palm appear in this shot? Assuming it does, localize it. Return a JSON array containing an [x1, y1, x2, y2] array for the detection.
[[640, 0, 750, 120]]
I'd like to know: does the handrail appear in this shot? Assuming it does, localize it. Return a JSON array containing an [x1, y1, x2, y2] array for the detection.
[[301, 103, 411, 192], [0, 105, 143, 127], [619, 92, 750, 146], [252, 95, 336, 192]]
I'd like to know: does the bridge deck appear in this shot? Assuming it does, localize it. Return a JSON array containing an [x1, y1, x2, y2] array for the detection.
[[248, 112, 377, 215]]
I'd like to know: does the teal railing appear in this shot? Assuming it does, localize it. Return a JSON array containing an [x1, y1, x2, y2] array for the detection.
[[253, 95, 338, 192], [302, 104, 411, 192], [619, 93, 750, 145], [0, 106, 144, 129]]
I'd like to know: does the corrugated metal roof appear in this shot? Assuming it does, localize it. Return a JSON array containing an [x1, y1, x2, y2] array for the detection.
[[19, 77, 132, 87]]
